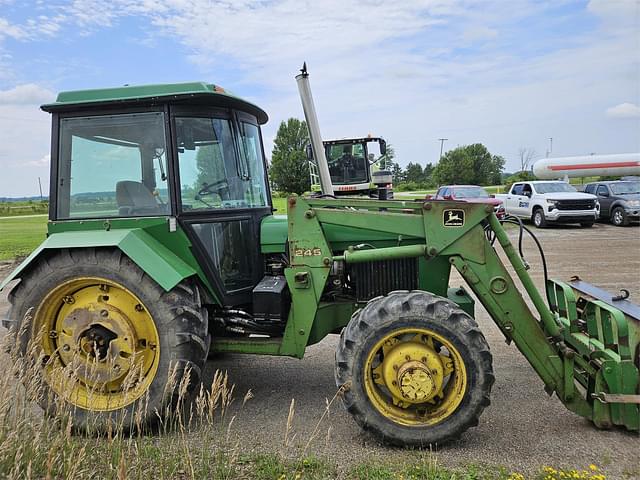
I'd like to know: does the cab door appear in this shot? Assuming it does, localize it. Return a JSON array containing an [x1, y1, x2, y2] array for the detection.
[[172, 107, 272, 306]]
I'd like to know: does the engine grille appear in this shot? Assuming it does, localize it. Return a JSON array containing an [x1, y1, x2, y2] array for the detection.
[[556, 199, 596, 211], [351, 258, 418, 302]]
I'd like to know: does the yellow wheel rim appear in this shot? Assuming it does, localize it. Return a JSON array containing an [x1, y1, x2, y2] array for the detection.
[[33, 277, 160, 411], [364, 327, 467, 426]]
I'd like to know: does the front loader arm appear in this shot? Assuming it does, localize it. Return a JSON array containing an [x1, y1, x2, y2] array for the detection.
[[291, 196, 638, 430]]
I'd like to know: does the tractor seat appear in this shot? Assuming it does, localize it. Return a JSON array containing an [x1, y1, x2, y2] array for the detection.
[[116, 181, 162, 216]]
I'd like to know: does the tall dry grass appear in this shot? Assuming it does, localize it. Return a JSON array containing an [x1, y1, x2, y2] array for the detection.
[[0, 310, 242, 479]]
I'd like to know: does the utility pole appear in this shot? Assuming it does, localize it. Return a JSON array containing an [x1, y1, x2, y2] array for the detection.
[[438, 138, 448, 160]]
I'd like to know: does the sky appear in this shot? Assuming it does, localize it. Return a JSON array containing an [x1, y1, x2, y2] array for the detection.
[[0, 0, 638, 197]]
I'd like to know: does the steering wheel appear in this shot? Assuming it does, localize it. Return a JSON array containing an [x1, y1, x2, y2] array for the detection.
[[197, 179, 228, 197]]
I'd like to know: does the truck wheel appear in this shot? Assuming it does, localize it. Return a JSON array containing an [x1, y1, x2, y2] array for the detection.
[[611, 207, 628, 226], [335, 291, 494, 446], [532, 208, 547, 228], [7, 248, 209, 431]]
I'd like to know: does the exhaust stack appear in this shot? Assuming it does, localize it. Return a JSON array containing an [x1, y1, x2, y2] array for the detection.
[[295, 63, 333, 196]]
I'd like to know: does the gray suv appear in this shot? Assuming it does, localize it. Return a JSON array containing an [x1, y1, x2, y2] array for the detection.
[[584, 180, 640, 226]]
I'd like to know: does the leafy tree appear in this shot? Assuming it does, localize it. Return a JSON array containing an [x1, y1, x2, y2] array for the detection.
[[196, 144, 225, 189], [405, 162, 426, 183], [270, 118, 311, 194], [433, 143, 504, 186], [390, 162, 404, 183]]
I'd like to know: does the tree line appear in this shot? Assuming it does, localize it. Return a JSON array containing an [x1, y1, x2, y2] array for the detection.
[[269, 118, 506, 194]]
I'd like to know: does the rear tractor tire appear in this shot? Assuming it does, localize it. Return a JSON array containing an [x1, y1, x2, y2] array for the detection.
[[335, 291, 494, 446], [6, 248, 209, 432]]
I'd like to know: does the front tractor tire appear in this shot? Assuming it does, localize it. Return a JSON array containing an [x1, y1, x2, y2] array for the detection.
[[7, 248, 209, 431], [335, 291, 494, 446]]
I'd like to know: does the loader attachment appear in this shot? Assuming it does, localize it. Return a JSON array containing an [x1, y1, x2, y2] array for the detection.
[[546, 278, 640, 430]]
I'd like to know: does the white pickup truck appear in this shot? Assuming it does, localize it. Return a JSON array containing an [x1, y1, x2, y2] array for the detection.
[[495, 181, 598, 228]]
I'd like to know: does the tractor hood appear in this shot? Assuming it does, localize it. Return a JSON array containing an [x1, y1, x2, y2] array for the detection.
[[260, 213, 421, 254]]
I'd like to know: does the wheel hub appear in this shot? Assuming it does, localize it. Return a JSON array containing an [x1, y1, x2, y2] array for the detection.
[[380, 339, 444, 405], [58, 303, 138, 384], [397, 361, 436, 402]]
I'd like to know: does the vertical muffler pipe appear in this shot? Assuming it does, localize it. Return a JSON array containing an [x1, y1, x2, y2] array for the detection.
[[296, 63, 334, 196]]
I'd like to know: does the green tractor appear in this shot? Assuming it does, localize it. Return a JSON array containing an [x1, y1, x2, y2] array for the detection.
[[1, 70, 638, 446]]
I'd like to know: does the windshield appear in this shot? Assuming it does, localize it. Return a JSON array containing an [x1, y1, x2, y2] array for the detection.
[[533, 182, 577, 194], [325, 143, 368, 184], [453, 186, 489, 198], [610, 181, 640, 195], [176, 116, 268, 210]]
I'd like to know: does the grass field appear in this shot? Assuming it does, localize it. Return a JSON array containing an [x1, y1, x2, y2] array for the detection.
[[0, 215, 47, 261]]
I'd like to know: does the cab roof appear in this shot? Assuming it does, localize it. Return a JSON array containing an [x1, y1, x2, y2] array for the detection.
[[41, 81, 268, 124]]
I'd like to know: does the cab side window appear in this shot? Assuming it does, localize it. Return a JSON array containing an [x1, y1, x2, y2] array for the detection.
[[511, 184, 523, 195], [596, 185, 609, 196], [584, 184, 595, 194]]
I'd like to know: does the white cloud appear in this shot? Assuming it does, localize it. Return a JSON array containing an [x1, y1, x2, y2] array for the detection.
[[0, 83, 55, 105], [23, 153, 50, 168], [463, 26, 498, 43], [0, 17, 28, 40], [606, 102, 640, 119]]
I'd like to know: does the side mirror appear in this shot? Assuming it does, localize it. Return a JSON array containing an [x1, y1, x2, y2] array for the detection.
[[424, 194, 433, 200], [305, 144, 313, 161], [379, 139, 387, 156], [600, 191, 609, 197], [524, 191, 532, 198], [443, 194, 453, 200]]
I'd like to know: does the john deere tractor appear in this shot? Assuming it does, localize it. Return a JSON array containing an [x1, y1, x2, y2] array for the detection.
[[1, 69, 638, 446]]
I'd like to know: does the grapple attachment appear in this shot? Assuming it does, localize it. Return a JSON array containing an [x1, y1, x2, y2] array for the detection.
[[547, 278, 640, 430]]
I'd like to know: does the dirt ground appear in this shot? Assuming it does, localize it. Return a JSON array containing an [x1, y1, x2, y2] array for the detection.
[[0, 222, 638, 477]]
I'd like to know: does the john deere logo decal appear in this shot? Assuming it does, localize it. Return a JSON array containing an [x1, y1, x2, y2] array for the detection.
[[443, 209, 465, 227]]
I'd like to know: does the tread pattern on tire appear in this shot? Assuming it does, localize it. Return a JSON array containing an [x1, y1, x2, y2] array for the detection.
[[7, 247, 210, 430], [335, 290, 494, 447]]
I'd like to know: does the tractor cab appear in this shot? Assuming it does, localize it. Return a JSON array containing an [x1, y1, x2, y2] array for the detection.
[[43, 82, 272, 306], [308, 137, 389, 195]]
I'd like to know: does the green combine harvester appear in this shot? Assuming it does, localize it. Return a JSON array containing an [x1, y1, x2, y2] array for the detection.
[[1, 67, 638, 446], [307, 136, 393, 198]]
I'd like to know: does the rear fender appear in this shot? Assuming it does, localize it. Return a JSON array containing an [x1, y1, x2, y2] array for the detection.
[[0, 229, 201, 295]]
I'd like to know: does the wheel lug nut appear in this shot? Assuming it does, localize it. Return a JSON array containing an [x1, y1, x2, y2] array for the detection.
[[114, 365, 121, 371], [62, 344, 70, 352], [100, 309, 109, 317], [405, 355, 411, 361], [421, 357, 427, 362]]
